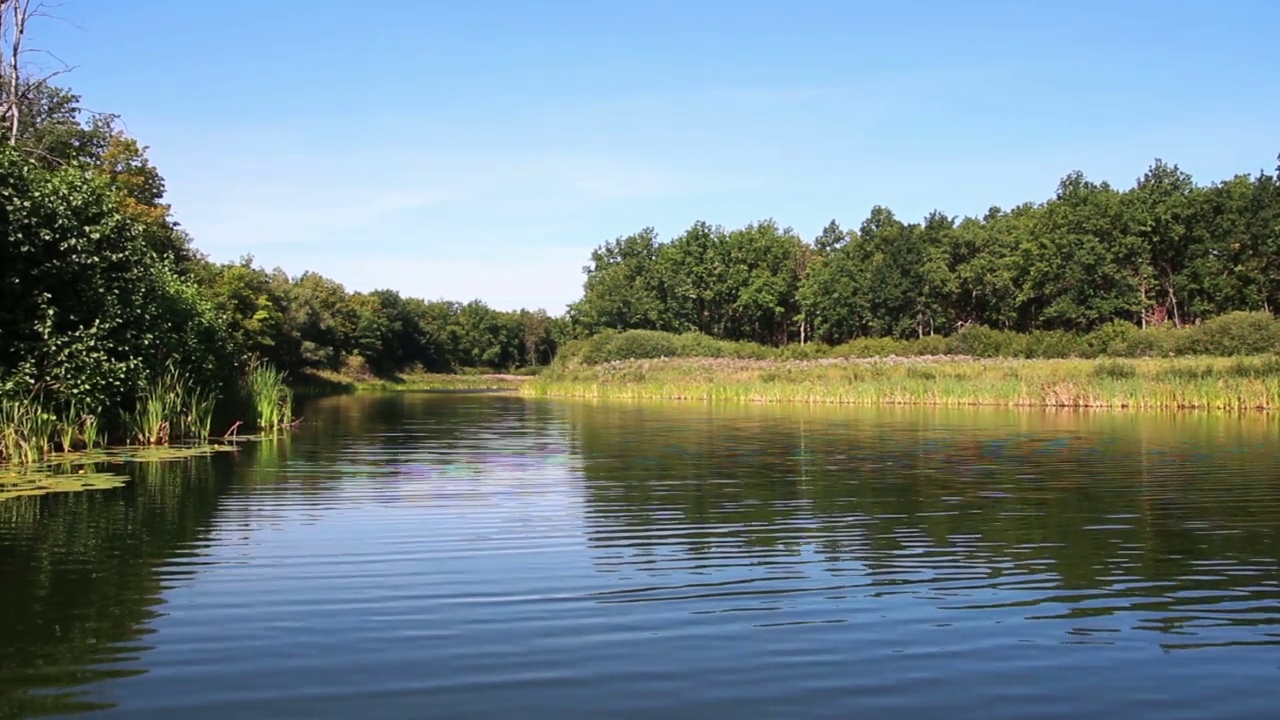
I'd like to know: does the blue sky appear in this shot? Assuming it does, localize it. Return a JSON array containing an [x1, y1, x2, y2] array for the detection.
[[41, 0, 1279, 312]]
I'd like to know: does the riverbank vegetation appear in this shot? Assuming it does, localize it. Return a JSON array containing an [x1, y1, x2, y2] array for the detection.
[[530, 317, 1280, 409], [553, 311, 1280, 366], [524, 355, 1280, 410]]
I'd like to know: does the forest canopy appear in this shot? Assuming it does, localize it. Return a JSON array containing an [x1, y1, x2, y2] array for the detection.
[[569, 160, 1280, 346]]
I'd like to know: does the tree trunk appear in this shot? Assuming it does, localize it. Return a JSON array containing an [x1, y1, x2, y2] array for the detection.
[[6, 0, 24, 145]]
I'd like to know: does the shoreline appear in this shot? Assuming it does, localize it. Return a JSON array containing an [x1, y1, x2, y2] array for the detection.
[[293, 370, 530, 394]]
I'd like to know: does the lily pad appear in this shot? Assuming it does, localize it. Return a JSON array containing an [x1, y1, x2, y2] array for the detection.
[[1, 444, 240, 501], [0, 470, 127, 500]]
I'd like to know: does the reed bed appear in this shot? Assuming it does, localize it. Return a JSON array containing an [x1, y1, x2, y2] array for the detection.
[[127, 364, 222, 445], [3, 362, 301, 483], [1, 395, 108, 466], [244, 362, 295, 434], [522, 356, 1280, 411]]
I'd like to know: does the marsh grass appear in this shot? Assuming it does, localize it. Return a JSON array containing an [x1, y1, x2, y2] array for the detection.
[[2, 359, 295, 489], [244, 362, 294, 434], [126, 364, 222, 446], [187, 387, 218, 441], [525, 355, 1280, 411], [0, 396, 56, 465]]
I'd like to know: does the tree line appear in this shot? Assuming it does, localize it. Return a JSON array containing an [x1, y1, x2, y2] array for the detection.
[[569, 161, 1280, 346]]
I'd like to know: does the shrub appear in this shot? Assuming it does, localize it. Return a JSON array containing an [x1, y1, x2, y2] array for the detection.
[[1087, 320, 1139, 357], [671, 332, 729, 358], [341, 355, 375, 381], [1175, 312, 1280, 356], [1022, 330, 1090, 359], [910, 335, 952, 356], [778, 343, 827, 361], [567, 330, 681, 365], [948, 325, 1024, 358]]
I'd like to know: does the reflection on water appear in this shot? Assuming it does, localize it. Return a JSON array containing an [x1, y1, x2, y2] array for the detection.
[[1, 395, 1278, 719]]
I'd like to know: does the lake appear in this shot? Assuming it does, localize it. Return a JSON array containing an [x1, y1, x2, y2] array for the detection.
[[2, 393, 1279, 719]]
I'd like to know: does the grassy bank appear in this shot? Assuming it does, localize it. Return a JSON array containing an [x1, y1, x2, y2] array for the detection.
[[522, 355, 1280, 410], [295, 369, 530, 394]]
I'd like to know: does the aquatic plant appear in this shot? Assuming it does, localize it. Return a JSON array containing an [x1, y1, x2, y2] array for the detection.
[[244, 362, 294, 433], [127, 364, 222, 446], [0, 396, 56, 465], [185, 387, 218, 442], [80, 409, 103, 451]]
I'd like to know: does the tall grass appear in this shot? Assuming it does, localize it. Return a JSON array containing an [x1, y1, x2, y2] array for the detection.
[[244, 362, 294, 434], [525, 355, 1280, 411], [1, 397, 55, 466], [80, 409, 103, 451], [127, 364, 221, 446], [4, 360, 301, 470]]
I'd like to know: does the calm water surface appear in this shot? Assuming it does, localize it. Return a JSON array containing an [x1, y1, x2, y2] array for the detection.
[[2, 394, 1279, 719]]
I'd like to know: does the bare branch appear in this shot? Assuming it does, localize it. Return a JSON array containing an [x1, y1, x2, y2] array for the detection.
[[0, 0, 75, 145]]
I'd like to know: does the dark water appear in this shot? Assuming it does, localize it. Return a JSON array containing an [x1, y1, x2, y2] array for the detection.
[[2, 395, 1279, 719]]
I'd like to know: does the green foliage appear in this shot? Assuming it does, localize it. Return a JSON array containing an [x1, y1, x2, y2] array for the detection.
[[1175, 312, 1280, 356], [564, 155, 1280, 351], [1021, 330, 1091, 359], [0, 148, 231, 415], [947, 326, 1022, 358], [831, 337, 914, 358], [557, 330, 781, 366]]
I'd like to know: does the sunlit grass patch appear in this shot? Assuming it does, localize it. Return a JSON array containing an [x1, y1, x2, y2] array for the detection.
[[523, 355, 1280, 411]]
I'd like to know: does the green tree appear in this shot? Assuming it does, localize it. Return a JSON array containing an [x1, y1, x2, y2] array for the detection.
[[1017, 172, 1147, 331], [0, 149, 230, 410], [569, 228, 666, 334], [288, 272, 358, 370]]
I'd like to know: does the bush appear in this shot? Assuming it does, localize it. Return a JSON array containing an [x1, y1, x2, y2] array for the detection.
[[671, 332, 730, 358], [1175, 312, 1280, 356], [909, 335, 952, 356], [778, 343, 828, 361], [1022, 330, 1090, 358], [1087, 320, 1138, 357], [948, 325, 1024, 358]]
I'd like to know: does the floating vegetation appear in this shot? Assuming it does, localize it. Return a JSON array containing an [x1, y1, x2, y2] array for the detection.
[[0, 444, 239, 500], [0, 466, 126, 500]]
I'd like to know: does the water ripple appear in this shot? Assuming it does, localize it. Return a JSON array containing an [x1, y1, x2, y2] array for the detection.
[[2, 398, 1279, 719]]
